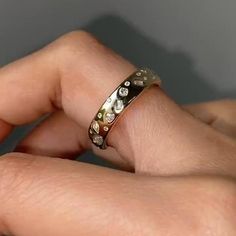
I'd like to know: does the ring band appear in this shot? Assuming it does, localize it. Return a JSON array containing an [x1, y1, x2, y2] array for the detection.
[[88, 68, 161, 149]]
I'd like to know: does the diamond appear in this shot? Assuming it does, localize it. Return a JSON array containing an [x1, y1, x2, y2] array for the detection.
[[133, 79, 144, 86], [91, 120, 100, 134], [141, 69, 147, 73], [143, 76, 148, 81], [118, 87, 129, 97], [92, 134, 103, 146], [124, 81, 130, 86], [136, 72, 142, 76], [89, 129, 93, 134], [114, 99, 124, 114], [97, 113, 102, 119], [107, 97, 112, 103], [103, 126, 109, 132], [105, 112, 115, 123]]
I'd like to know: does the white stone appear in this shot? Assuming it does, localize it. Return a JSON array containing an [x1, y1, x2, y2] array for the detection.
[[106, 97, 112, 103], [92, 135, 103, 146], [114, 99, 124, 114], [133, 80, 144, 86], [141, 69, 147, 73], [105, 112, 115, 123], [97, 113, 102, 119], [118, 87, 129, 97], [91, 120, 100, 134], [124, 81, 131, 86], [103, 126, 109, 132]]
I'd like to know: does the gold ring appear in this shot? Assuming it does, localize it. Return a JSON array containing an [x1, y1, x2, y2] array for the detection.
[[88, 68, 161, 149]]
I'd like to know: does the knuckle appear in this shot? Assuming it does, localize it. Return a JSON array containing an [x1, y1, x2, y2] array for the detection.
[[60, 30, 95, 43], [48, 30, 104, 77], [53, 30, 99, 56]]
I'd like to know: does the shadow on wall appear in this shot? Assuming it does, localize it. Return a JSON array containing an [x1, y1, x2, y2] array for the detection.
[[85, 14, 236, 103]]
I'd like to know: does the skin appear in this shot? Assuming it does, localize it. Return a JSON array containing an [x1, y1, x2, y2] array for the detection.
[[0, 31, 236, 235]]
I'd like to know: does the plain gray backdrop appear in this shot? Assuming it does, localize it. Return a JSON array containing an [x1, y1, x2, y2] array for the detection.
[[0, 0, 236, 165]]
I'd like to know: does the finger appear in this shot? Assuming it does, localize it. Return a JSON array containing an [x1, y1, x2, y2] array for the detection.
[[184, 99, 236, 139], [15, 111, 87, 158], [1, 153, 234, 236], [1, 31, 236, 177], [16, 111, 132, 170], [0, 153, 160, 236], [0, 31, 136, 165], [0, 31, 135, 126], [0, 65, 13, 142]]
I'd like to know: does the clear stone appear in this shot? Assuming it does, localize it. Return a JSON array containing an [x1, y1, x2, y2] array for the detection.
[[143, 76, 148, 81], [118, 87, 129, 97], [136, 72, 142, 76], [107, 97, 112, 103], [133, 79, 144, 86], [91, 120, 100, 134], [89, 129, 93, 134], [124, 81, 130, 86], [103, 126, 109, 132], [92, 135, 103, 146], [141, 69, 147, 73], [114, 99, 124, 114], [97, 113, 102, 119], [105, 112, 115, 123]]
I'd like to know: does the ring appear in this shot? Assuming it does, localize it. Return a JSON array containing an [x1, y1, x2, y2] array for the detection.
[[88, 68, 161, 149]]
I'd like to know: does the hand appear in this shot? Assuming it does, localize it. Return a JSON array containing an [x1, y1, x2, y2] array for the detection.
[[0, 31, 235, 236]]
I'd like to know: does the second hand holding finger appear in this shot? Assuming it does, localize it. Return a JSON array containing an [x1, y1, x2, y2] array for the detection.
[[0, 153, 235, 236]]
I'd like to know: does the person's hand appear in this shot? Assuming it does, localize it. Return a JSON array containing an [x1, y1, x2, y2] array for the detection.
[[0, 31, 236, 236]]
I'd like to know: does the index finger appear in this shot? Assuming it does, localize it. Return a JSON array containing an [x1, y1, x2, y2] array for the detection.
[[0, 31, 135, 126]]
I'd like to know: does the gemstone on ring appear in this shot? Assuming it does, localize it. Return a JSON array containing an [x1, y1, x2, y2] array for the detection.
[[114, 99, 124, 114], [92, 134, 103, 145], [133, 79, 145, 86], [124, 81, 131, 86], [105, 112, 115, 123], [106, 97, 112, 103], [103, 126, 109, 132], [91, 120, 100, 134], [118, 87, 129, 97], [97, 113, 102, 119]]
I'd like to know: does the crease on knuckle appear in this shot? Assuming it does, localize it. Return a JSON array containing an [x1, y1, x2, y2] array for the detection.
[[48, 30, 101, 105], [54, 30, 99, 60]]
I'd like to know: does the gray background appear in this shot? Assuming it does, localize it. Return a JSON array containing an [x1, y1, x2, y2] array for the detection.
[[0, 0, 236, 164]]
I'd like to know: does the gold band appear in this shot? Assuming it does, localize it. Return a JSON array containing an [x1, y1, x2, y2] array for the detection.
[[88, 68, 161, 149]]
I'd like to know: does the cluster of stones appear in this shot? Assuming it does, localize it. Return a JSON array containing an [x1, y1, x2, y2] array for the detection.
[[90, 69, 152, 147]]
